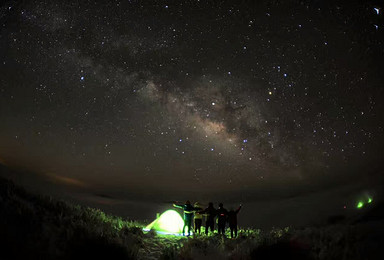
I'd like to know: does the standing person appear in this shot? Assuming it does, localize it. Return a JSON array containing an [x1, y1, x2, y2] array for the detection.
[[203, 202, 216, 235], [217, 203, 228, 235], [228, 204, 242, 238], [193, 202, 203, 234], [173, 200, 196, 236]]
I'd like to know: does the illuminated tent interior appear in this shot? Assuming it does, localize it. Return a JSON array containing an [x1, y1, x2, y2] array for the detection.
[[143, 210, 186, 235]]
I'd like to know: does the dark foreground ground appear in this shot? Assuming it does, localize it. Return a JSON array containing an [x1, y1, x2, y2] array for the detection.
[[1, 176, 384, 260]]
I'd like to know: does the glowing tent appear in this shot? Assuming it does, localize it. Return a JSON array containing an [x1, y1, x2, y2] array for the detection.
[[143, 210, 185, 235]]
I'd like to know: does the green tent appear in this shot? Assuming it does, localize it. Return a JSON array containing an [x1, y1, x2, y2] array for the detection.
[[143, 209, 186, 235]]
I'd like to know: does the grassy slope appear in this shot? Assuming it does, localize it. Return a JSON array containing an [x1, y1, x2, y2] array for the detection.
[[0, 177, 144, 260], [1, 173, 384, 260]]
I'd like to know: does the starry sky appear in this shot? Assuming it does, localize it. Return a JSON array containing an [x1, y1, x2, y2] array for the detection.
[[0, 0, 384, 213]]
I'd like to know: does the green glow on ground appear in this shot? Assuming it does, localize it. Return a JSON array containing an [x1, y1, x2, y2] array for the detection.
[[144, 210, 184, 234], [357, 201, 364, 209], [367, 197, 373, 203]]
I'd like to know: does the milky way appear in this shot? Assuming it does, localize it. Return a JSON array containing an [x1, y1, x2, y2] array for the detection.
[[0, 0, 383, 194]]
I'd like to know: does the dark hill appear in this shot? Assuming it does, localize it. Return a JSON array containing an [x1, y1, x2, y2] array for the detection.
[[0, 176, 143, 260], [1, 163, 384, 260]]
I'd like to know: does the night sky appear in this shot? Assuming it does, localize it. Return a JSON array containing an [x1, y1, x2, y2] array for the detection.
[[0, 0, 384, 225]]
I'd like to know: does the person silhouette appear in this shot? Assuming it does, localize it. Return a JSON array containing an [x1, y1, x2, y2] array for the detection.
[[193, 202, 203, 234], [216, 203, 228, 235], [173, 200, 198, 236], [227, 204, 242, 238], [202, 202, 216, 235]]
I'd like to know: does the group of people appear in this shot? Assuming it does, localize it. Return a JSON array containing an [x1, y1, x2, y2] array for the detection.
[[173, 201, 242, 238]]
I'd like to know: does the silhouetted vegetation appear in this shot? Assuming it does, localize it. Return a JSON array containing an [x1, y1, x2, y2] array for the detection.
[[1, 176, 384, 259], [0, 177, 142, 259]]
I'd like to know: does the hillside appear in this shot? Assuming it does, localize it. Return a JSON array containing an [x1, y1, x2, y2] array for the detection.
[[1, 174, 384, 259], [0, 176, 144, 259]]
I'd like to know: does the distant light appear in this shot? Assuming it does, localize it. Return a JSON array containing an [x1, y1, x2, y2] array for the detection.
[[80, 76, 85, 81], [212, 102, 215, 106], [374, 7, 380, 15], [243, 139, 248, 143], [228, 71, 231, 75], [268, 91, 272, 95], [357, 201, 364, 209], [210, 148, 214, 151], [283, 73, 287, 77], [179, 139, 182, 142], [368, 197, 373, 203], [165, 5, 169, 9]]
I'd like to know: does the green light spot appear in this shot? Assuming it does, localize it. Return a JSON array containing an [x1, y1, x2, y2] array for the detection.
[[357, 201, 364, 209], [368, 197, 373, 203], [144, 210, 184, 234]]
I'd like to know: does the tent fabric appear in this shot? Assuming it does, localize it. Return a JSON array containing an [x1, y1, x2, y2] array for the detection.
[[143, 210, 185, 235]]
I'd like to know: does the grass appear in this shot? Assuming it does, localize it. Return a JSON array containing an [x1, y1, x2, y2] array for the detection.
[[1, 176, 384, 259], [0, 177, 143, 259]]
